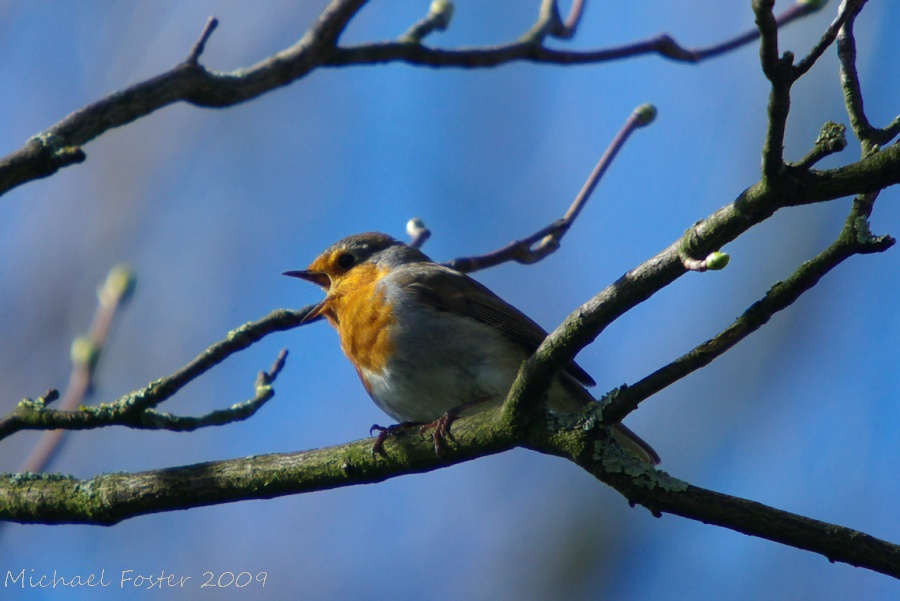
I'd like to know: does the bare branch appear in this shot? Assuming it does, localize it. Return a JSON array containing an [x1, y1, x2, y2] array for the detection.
[[444, 219, 570, 273], [754, 0, 794, 180], [792, 121, 848, 170], [881, 115, 900, 146], [794, 0, 861, 77], [0, 309, 311, 441], [837, 0, 878, 154], [400, 0, 454, 44], [132, 348, 287, 432], [446, 104, 656, 273], [335, 1, 824, 67], [19, 265, 135, 474], [302, 0, 371, 49], [185, 17, 219, 65], [521, 0, 579, 43], [503, 141, 900, 421], [1, 407, 898, 581], [0, 1, 822, 200], [604, 193, 894, 423], [560, 0, 586, 39], [692, 0, 819, 62]]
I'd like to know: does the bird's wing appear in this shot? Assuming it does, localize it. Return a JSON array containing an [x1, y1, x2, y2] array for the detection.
[[394, 264, 596, 387]]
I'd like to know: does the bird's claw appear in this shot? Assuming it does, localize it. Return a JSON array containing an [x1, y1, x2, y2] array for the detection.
[[369, 422, 417, 457], [419, 411, 459, 458]]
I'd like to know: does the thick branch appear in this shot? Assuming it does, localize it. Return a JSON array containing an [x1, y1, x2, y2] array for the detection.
[[1, 408, 897, 580]]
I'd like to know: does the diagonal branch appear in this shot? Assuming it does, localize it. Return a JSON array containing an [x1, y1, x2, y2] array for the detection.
[[503, 141, 900, 421], [0, 350, 288, 440], [445, 104, 657, 273], [836, 0, 875, 152], [603, 193, 894, 423], [19, 265, 136, 474], [793, 0, 861, 77]]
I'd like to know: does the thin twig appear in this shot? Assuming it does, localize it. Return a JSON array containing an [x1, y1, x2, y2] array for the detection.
[[560, 0, 586, 38], [792, 121, 848, 170], [20, 266, 135, 473], [603, 193, 894, 423], [444, 220, 569, 273], [400, 0, 454, 44], [185, 17, 219, 65], [692, 0, 816, 62], [754, 0, 794, 180], [406, 217, 431, 248], [837, 0, 876, 154], [879, 116, 900, 146], [445, 104, 656, 273], [132, 349, 288, 432], [0, 308, 313, 442], [793, 0, 861, 78]]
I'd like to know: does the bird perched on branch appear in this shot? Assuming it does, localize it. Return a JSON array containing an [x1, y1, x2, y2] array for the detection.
[[285, 232, 658, 463]]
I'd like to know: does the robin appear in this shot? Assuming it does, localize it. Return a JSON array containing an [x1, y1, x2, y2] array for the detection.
[[285, 232, 659, 463]]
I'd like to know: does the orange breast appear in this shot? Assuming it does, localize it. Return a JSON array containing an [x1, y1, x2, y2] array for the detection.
[[325, 264, 396, 374]]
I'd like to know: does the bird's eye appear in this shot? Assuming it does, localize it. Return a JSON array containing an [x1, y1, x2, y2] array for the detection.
[[337, 253, 355, 269]]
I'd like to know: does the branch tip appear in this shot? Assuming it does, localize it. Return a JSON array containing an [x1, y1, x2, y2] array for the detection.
[[794, 121, 847, 169], [186, 16, 219, 65], [633, 103, 657, 127], [258, 348, 289, 387], [682, 251, 730, 272], [42, 389, 60, 406], [99, 264, 137, 307], [400, 1, 454, 44], [406, 218, 431, 248]]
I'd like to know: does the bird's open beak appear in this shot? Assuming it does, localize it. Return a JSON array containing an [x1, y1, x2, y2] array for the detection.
[[283, 269, 330, 289], [284, 270, 331, 324]]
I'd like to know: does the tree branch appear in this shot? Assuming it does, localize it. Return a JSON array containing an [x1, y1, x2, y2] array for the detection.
[[502, 139, 900, 421], [5, 136, 898, 442], [0, 309, 311, 441], [604, 192, 894, 423], [19, 265, 136, 474], [0, 1, 823, 200], [1, 1, 897, 586], [1, 406, 897, 580], [446, 104, 656, 273]]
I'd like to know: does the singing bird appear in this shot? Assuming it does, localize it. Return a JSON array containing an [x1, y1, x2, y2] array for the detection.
[[286, 232, 658, 463]]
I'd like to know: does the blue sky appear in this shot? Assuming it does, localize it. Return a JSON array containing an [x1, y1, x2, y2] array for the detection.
[[0, 2, 898, 599]]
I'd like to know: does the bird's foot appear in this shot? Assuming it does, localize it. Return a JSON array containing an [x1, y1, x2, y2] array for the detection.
[[419, 411, 460, 458], [369, 421, 418, 457]]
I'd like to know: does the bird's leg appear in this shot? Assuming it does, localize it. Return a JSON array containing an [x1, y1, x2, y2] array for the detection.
[[420, 397, 492, 458], [369, 421, 418, 457]]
